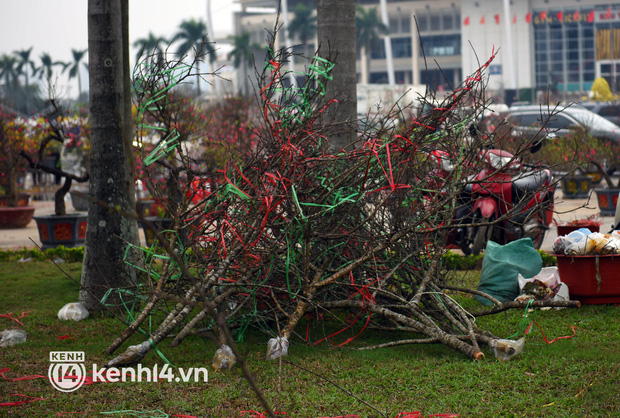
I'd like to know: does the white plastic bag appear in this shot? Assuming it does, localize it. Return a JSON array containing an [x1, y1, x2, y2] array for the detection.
[[554, 283, 570, 302], [561, 228, 592, 255], [212, 344, 236, 370], [0, 329, 27, 347], [518, 267, 561, 292], [517, 267, 570, 305], [266, 336, 289, 360], [584, 232, 620, 254], [58, 302, 89, 321]]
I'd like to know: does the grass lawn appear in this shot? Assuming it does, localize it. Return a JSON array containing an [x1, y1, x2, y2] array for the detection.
[[0, 260, 618, 417]]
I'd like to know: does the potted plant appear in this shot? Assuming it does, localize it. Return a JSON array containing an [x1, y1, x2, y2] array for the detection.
[[0, 105, 38, 228], [554, 215, 602, 236], [20, 100, 90, 249], [530, 132, 595, 199], [60, 109, 91, 212], [583, 137, 620, 216]]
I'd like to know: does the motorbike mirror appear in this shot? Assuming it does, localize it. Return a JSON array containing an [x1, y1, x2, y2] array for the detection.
[[530, 138, 543, 154], [468, 123, 480, 139]]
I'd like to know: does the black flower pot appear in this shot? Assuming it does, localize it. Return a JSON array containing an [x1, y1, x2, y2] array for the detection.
[[34, 214, 88, 249]]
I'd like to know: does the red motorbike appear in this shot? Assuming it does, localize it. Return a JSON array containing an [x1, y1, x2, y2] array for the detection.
[[459, 149, 555, 255]]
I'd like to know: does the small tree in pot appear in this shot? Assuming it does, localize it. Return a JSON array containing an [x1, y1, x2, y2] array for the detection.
[[0, 105, 38, 228], [20, 99, 90, 248]]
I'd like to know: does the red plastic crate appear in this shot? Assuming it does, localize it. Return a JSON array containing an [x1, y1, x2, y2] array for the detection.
[[555, 255, 620, 304]]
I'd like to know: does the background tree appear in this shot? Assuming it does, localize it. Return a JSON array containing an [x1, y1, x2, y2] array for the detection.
[[228, 31, 261, 95], [0, 55, 19, 90], [13, 48, 37, 112], [172, 19, 215, 96], [133, 32, 167, 62], [356, 5, 388, 84], [37, 52, 68, 91], [14, 48, 35, 91], [288, 3, 317, 59], [68, 48, 88, 100], [1, 54, 41, 113], [317, 0, 357, 150], [81, 0, 140, 312]]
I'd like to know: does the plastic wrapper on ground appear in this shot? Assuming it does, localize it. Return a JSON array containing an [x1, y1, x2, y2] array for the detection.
[[212, 344, 236, 370], [266, 336, 289, 360], [104, 341, 150, 367], [490, 337, 525, 362], [0, 329, 27, 347]]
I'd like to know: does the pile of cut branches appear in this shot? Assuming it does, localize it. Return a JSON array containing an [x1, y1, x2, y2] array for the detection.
[[105, 36, 579, 381]]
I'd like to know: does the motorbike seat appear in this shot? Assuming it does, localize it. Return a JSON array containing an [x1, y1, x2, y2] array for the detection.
[[512, 170, 551, 202]]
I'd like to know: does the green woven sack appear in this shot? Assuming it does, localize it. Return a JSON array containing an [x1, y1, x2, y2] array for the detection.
[[475, 238, 542, 306]]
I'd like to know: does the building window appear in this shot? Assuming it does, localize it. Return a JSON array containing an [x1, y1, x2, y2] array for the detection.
[[370, 38, 386, 59], [421, 68, 459, 91], [389, 17, 399, 34], [416, 14, 429, 32], [430, 14, 440, 31], [533, 8, 596, 93], [395, 70, 412, 84], [392, 37, 412, 58], [401, 15, 411, 34], [442, 12, 454, 31], [419, 34, 461, 57], [370, 72, 389, 84]]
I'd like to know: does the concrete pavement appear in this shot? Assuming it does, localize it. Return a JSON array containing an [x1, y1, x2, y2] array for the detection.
[[0, 198, 147, 250], [0, 189, 616, 251]]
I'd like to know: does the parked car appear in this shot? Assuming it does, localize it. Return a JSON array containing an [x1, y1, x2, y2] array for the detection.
[[579, 102, 620, 126], [496, 105, 620, 145]]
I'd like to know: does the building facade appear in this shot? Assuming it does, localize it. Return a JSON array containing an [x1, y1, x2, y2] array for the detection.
[[235, 0, 620, 103]]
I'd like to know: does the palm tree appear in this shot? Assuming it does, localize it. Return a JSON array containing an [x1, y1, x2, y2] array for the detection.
[[289, 4, 317, 59], [13, 48, 39, 112], [171, 19, 215, 96], [133, 32, 168, 62], [356, 5, 388, 84], [37, 52, 68, 83], [13, 48, 36, 89], [228, 32, 261, 95], [0, 54, 19, 88], [68, 49, 88, 99], [1, 54, 41, 112]]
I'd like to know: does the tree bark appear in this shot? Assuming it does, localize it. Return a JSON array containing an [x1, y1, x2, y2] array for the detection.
[[81, 0, 140, 312], [317, 0, 357, 151]]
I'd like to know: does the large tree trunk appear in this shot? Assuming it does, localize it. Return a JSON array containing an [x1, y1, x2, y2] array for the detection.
[[317, 0, 357, 151], [81, 0, 140, 312]]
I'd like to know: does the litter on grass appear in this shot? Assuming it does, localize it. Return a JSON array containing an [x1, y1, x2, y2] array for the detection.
[[0, 329, 27, 347], [57, 302, 89, 321]]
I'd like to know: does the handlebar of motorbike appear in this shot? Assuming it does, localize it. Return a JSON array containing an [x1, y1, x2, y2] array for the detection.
[[521, 161, 551, 169]]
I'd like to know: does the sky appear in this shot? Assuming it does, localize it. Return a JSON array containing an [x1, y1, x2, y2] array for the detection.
[[0, 0, 243, 98]]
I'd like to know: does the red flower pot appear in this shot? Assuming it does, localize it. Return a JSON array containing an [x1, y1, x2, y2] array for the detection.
[[556, 223, 601, 236], [0, 205, 35, 229]]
